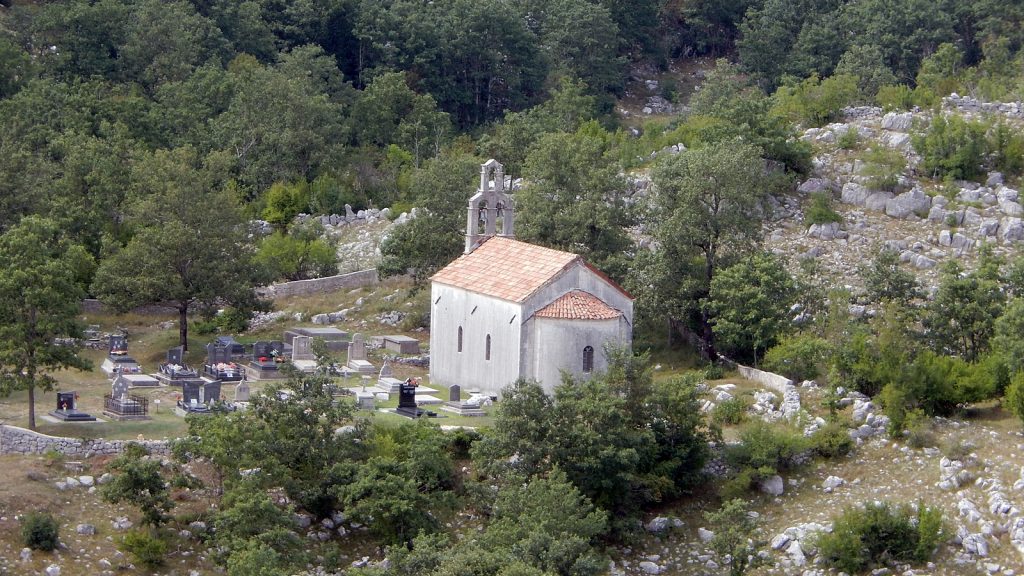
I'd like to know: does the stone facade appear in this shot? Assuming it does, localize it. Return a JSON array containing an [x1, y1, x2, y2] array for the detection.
[[0, 425, 170, 457]]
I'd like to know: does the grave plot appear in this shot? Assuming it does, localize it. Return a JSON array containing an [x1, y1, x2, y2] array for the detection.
[[203, 340, 244, 381], [49, 391, 97, 422], [99, 335, 142, 377], [103, 376, 149, 421]]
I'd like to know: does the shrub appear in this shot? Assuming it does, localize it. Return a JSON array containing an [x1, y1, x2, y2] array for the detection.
[[904, 409, 936, 448], [723, 421, 811, 497], [836, 128, 859, 150], [876, 84, 914, 111], [914, 114, 988, 181], [1005, 371, 1024, 428], [862, 146, 906, 192], [805, 193, 843, 226], [809, 422, 854, 458], [764, 333, 831, 382], [772, 73, 860, 127], [21, 512, 59, 551], [712, 397, 749, 426], [121, 530, 168, 568], [942, 438, 972, 461], [815, 502, 945, 573]]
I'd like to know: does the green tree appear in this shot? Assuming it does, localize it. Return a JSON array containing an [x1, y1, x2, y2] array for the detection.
[[516, 123, 634, 279], [913, 114, 988, 181], [647, 139, 771, 358], [0, 216, 93, 430], [835, 44, 898, 100], [923, 257, 1005, 361], [481, 469, 609, 576], [0, 36, 32, 99], [255, 223, 338, 282], [861, 248, 921, 305], [101, 444, 174, 527], [707, 251, 797, 363], [378, 152, 481, 286], [704, 498, 759, 576], [1005, 371, 1024, 429], [91, 148, 260, 350], [262, 180, 311, 234], [992, 298, 1024, 375]]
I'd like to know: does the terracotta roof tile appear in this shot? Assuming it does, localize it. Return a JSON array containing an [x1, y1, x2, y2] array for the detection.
[[534, 290, 622, 320], [431, 237, 579, 302]]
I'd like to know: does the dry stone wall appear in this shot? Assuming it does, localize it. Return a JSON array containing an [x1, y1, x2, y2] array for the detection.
[[258, 269, 379, 299], [0, 425, 170, 457]]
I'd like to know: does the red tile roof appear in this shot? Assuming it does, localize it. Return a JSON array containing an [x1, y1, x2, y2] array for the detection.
[[431, 237, 579, 302], [534, 290, 622, 320]]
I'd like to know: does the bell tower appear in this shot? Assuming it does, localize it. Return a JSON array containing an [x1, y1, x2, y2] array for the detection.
[[465, 159, 514, 254]]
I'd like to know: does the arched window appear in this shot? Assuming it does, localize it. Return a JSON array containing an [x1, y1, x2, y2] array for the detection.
[[583, 346, 594, 373], [485, 334, 491, 360], [457, 326, 463, 352]]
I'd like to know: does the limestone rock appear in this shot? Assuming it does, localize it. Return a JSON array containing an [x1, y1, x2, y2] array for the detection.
[[885, 189, 930, 219], [759, 474, 785, 496], [76, 523, 95, 535], [45, 565, 60, 576], [638, 560, 663, 574], [841, 183, 870, 206], [881, 112, 913, 131], [645, 517, 670, 533]]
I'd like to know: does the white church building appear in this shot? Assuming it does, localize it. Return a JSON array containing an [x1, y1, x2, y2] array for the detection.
[[429, 160, 633, 396]]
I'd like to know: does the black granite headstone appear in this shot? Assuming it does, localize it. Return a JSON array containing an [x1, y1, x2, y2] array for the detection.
[[109, 335, 128, 356], [182, 381, 201, 405], [56, 391, 76, 412], [396, 378, 424, 418], [167, 346, 184, 365], [203, 381, 222, 404], [448, 384, 461, 403]]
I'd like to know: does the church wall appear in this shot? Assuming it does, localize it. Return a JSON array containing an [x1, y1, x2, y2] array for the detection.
[[429, 283, 523, 397], [526, 316, 631, 393], [523, 263, 635, 329]]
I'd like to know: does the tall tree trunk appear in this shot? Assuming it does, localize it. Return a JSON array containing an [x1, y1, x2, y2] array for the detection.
[[179, 304, 189, 351], [27, 384, 35, 430]]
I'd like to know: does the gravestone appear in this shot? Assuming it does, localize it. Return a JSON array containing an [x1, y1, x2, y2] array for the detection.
[[181, 381, 201, 405], [214, 335, 245, 356], [347, 333, 375, 374], [348, 333, 367, 362], [440, 383, 485, 417], [377, 360, 404, 393], [207, 342, 231, 364], [109, 335, 128, 356], [56, 392, 76, 412], [205, 341, 242, 381], [50, 391, 97, 422], [252, 341, 273, 361], [448, 384, 461, 403], [356, 391, 375, 410], [111, 377, 130, 400], [203, 381, 222, 404], [396, 378, 424, 418], [166, 346, 183, 365], [292, 336, 313, 361], [234, 380, 250, 403]]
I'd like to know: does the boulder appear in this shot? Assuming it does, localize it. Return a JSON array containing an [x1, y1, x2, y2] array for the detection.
[[822, 476, 845, 492], [979, 218, 1000, 237], [76, 523, 95, 535], [638, 561, 663, 575], [841, 183, 870, 206], [645, 517, 670, 533], [997, 186, 1019, 202], [759, 474, 785, 496], [45, 565, 60, 576], [881, 112, 913, 131], [798, 178, 831, 194], [1001, 201, 1023, 217], [698, 527, 715, 543], [1001, 218, 1024, 242], [988, 172, 1005, 187], [865, 191, 894, 212], [885, 189, 930, 219]]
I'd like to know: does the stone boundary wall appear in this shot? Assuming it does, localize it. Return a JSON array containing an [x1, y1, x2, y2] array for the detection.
[[734, 364, 794, 395], [80, 299, 178, 316], [0, 424, 171, 457], [258, 269, 379, 299]]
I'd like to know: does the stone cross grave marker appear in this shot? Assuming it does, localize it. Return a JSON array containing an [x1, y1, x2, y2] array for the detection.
[[112, 376, 129, 400]]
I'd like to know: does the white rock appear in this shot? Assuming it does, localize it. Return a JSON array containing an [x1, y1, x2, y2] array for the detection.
[[759, 474, 785, 496], [45, 565, 60, 576], [698, 527, 715, 543]]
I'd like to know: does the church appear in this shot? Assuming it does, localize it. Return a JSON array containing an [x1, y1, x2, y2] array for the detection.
[[429, 159, 633, 396]]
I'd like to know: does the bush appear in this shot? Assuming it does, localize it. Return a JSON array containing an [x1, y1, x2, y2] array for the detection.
[[21, 511, 59, 551], [729, 421, 810, 472], [1004, 371, 1024, 428], [711, 397, 749, 426], [121, 530, 168, 567], [772, 73, 860, 127], [809, 422, 854, 458], [942, 438, 973, 461], [805, 193, 843, 226], [876, 84, 914, 111], [862, 146, 906, 192], [836, 128, 859, 150], [904, 409, 936, 448], [914, 114, 988, 181], [815, 502, 945, 573], [764, 333, 831, 382]]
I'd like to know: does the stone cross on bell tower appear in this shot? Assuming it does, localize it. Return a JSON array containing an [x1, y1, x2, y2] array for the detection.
[[465, 159, 514, 254]]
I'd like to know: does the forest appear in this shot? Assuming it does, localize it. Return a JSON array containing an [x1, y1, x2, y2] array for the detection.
[[6, 0, 1024, 574]]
